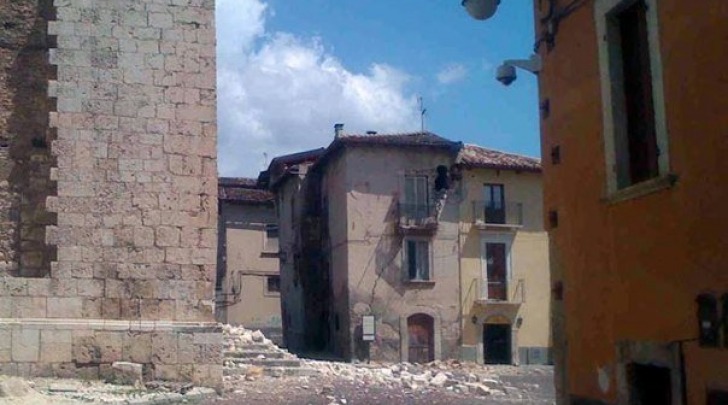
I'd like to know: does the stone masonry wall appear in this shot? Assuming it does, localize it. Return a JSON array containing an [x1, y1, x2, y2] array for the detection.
[[45, 0, 217, 323], [0, 0, 221, 388], [0, 0, 58, 277]]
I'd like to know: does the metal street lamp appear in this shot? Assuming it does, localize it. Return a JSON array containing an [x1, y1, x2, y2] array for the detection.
[[461, 0, 501, 20]]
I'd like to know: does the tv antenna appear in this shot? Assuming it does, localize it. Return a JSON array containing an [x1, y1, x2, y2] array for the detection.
[[418, 96, 427, 132]]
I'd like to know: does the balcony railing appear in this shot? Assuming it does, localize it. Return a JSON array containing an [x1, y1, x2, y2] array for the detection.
[[398, 203, 438, 232], [472, 201, 523, 227], [478, 278, 525, 304]]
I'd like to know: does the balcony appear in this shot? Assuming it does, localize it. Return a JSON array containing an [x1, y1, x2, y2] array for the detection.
[[472, 200, 523, 230], [398, 203, 438, 234], [473, 278, 525, 319]]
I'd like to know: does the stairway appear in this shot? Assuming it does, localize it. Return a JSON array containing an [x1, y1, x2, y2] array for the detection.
[[223, 325, 318, 379]]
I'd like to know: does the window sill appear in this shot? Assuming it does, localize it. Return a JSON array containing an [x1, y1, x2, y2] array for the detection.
[[404, 280, 435, 287], [604, 173, 678, 205]]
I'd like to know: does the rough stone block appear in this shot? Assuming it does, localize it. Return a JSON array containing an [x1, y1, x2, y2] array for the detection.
[[152, 332, 177, 365], [40, 330, 73, 363], [96, 332, 123, 363], [0, 329, 11, 362], [123, 332, 152, 364], [47, 297, 83, 318], [12, 297, 47, 318], [11, 329, 39, 362], [107, 362, 143, 386]]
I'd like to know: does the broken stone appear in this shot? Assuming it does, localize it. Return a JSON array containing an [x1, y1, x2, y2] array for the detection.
[[473, 384, 491, 396], [429, 372, 448, 387], [107, 362, 143, 386], [0, 378, 32, 398], [251, 330, 265, 342]]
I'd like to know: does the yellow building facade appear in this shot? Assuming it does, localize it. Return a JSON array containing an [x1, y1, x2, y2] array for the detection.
[[456, 145, 551, 365]]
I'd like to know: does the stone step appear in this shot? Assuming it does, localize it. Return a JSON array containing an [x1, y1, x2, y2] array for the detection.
[[226, 358, 301, 368], [227, 343, 276, 351], [223, 367, 319, 378], [224, 350, 287, 359]]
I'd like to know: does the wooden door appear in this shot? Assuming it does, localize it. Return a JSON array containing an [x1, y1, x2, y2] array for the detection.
[[407, 314, 434, 363]]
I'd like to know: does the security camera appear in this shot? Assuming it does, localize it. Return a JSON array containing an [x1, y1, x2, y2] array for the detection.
[[495, 54, 542, 86], [496, 64, 517, 86], [462, 0, 501, 21]]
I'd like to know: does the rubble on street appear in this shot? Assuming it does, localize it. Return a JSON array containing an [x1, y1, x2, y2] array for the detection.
[[218, 325, 555, 404], [0, 326, 554, 404]]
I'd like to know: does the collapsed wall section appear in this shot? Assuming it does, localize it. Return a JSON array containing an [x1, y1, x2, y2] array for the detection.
[[0, 0, 221, 388]]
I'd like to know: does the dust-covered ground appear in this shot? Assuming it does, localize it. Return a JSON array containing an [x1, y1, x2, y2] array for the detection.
[[208, 363, 554, 405]]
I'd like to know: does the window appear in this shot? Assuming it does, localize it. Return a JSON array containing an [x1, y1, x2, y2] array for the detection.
[[404, 175, 429, 220], [485, 242, 508, 300], [404, 238, 430, 281], [264, 224, 279, 252], [266, 275, 281, 294], [484, 184, 505, 224], [596, 0, 669, 193]]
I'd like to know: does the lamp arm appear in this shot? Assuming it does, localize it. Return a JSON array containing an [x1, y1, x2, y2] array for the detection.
[[503, 54, 542, 74]]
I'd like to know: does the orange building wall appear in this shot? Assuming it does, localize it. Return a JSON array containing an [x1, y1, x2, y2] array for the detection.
[[534, 0, 728, 403]]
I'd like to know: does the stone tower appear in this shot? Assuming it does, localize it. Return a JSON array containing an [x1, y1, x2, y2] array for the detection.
[[0, 0, 220, 387]]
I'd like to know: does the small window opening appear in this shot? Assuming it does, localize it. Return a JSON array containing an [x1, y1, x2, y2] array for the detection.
[[405, 239, 430, 281], [266, 275, 281, 293]]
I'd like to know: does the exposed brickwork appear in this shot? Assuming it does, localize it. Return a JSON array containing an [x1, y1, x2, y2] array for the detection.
[[0, 0, 58, 277]]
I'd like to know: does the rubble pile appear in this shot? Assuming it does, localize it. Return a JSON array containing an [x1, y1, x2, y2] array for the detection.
[[222, 324, 317, 386], [222, 324, 537, 399], [304, 359, 515, 397]]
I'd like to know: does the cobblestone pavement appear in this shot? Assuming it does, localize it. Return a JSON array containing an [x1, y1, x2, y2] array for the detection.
[[205, 366, 555, 405]]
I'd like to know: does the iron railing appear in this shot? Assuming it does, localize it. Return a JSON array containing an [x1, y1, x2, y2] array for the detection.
[[472, 200, 523, 226], [478, 277, 526, 303], [398, 203, 437, 227]]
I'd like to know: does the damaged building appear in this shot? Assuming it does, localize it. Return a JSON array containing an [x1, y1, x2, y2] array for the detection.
[[262, 127, 551, 365], [216, 177, 282, 344]]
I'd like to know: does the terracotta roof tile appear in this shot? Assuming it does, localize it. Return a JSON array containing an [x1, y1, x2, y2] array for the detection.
[[337, 131, 457, 148], [218, 177, 274, 204], [458, 144, 541, 172]]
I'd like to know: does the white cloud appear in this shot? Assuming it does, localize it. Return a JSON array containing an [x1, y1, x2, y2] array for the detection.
[[216, 0, 421, 177], [436, 63, 468, 85]]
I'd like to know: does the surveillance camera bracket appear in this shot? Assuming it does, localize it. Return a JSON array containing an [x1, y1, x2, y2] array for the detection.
[[503, 54, 542, 75]]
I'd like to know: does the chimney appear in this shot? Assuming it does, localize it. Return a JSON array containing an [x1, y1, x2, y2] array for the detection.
[[366, 131, 377, 135], [334, 123, 344, 139]]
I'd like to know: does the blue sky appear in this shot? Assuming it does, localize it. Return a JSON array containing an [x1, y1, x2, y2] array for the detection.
[[216, 0, 540, 176]]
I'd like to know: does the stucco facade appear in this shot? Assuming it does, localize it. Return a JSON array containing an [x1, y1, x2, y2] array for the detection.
[[216, 178, 281, 343], [338, 144, 462, 362], [527, 0, 728, 403], [458, 165, 550, 366], [266, 130, 550, 364]]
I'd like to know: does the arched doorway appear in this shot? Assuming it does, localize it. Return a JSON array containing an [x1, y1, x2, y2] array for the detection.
[[483, 315, 512, 364], [407, 313, 434, 363]]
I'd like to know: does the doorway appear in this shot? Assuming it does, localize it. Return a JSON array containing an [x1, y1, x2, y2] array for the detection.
[[407, 314, 434, 363], [627, 363, 672, 405], [483, 323, 511, 364]]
